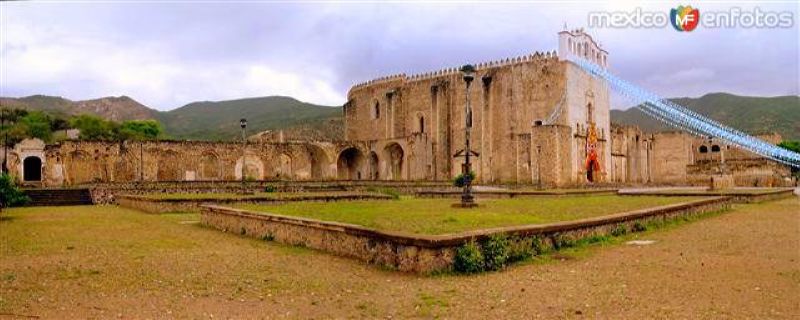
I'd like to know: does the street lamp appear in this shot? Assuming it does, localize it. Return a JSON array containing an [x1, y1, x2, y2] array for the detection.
[[240, 118, 248, 194], [1, 108, 7, 175], [457, 64, 477, 207]]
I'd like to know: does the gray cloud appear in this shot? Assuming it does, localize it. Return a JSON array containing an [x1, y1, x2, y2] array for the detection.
[[1, 1, 797, 110]]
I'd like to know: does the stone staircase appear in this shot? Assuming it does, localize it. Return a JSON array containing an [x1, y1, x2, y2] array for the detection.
[[23, 188, 94, 206]]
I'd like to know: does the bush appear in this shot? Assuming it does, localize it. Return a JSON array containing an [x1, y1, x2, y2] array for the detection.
[[453, 171, 476, 188], [454, 240, 484, 273], [551, 233, 576, 250], [632, 221, 647, 232], [611, 224, 628, 237], [0, 173, 28, 208], [264, 185, 277, 193], [482, 234, 510, 271], [507, 236, 536, 262]]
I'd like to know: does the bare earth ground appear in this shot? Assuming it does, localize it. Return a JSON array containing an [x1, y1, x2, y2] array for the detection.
[[1, 198, 798, 319]]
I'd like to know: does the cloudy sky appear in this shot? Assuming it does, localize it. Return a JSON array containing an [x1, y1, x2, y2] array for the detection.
[[1, 1, 798, 110]]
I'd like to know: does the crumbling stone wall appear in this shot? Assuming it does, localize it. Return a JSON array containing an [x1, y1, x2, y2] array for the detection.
[[6, 139, 352, 187]]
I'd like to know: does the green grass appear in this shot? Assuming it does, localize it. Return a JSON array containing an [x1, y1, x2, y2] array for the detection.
[[142, 191, 382, 200], [237, 195, 704, 235]]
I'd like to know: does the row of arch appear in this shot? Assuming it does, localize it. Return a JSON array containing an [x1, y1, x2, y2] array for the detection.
[[16, 142, 408, 184], [567, 37, 607, 67], [336, 142, 405, 180]]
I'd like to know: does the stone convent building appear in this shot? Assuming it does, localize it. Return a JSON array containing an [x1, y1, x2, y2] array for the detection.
[[2, 29, 794, 187], [343, 28, 611, 186]]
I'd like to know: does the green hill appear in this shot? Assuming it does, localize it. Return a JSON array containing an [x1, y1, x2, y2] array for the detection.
[[611, 93, 800, 140], [158, 96, 342, 140], [6, 92, 795, 142], [1, 95, 342, 141]]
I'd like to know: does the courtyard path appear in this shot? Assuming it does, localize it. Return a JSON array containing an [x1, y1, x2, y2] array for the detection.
[[1, 198, 798, 319]]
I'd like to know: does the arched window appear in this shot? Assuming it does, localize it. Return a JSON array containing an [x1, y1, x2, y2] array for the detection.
[[419, 116, 425, 133], [711, 145, 721, 152], [372, 102, 380, 119], [699, 146, 708, 153], [587, 102, 594, 121]]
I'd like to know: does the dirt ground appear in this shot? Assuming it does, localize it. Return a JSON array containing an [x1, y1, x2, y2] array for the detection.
[[1, 198, 798, 319]]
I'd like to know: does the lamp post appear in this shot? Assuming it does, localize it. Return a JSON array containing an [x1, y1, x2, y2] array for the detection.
[[1, 108, 7, 174], [240, 118, 247, 194], [459, 64, 476, 207]]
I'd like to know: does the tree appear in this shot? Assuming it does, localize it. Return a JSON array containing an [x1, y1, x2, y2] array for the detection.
[[778, 140, 800, 178], [118, 120, 163, 141], [17, 111, 53, 142], [778, 140, 800, 154], [70, 114, 117, 141], [0, 173, 29, 209]]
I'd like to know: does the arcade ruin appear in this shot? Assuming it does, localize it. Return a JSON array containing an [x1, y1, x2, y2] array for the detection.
[[1, 29, 794, 188]]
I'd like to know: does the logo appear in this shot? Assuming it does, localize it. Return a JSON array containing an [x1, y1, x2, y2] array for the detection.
[[670, 5, 700, 31]]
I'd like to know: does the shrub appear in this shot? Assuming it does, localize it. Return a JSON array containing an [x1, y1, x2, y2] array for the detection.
[[507, 236, 536, 262], [262, 232, 275, 241], [0, 173, 28, 208], [264, 185, 277, 193], [453, 171, 476, 188], [611, 224, 628, 237], [454, 240, 484, 273], [482, 234, 510, 271], [551, 233, 576, 250], [632, 221, 648, 232]]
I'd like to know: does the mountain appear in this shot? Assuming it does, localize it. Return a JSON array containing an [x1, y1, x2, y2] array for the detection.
[[0, 95, 158, 122], [158, 96, 341, 140], [611, 93, 800, 140], [1, 94, 342, 141]]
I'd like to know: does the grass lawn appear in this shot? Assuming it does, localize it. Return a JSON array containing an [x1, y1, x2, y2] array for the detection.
[[142, 191, 385, 200], [237, 195, 704, 235], [1, 200, 797, 318]]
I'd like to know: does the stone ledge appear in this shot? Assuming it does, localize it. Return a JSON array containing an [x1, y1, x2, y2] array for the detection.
[[200, 197, 732, 273], [118, 193, 393, 214], [617, 188, 794, 203]]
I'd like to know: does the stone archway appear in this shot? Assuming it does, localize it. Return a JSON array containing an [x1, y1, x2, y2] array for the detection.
[[368, 152, 379, 180], [587, 159, 598, 182], [199, 151, 221, 180], [383, 143, 404, 180], [337, 147, 364, 180], [308, 145, 330, 180], [275, 153, 293, 179], [157, 151, 182, 181], [235, 155, 264, 180], [23, 156, 42, 182]]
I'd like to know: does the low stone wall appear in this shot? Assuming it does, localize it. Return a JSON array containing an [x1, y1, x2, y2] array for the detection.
[[119, 193, 394, 214], [201, 197, 732, 273], [416, 189, 618, 199], [617, 188, 794, 203], [89, 180, 452, 204]]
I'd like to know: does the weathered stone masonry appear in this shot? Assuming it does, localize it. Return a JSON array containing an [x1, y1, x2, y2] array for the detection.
[[4, 29, 793, 187]]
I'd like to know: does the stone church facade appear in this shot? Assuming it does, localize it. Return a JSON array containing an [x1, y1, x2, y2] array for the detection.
[[343, 28, 611, 185], [2, 29, 793, 187]]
